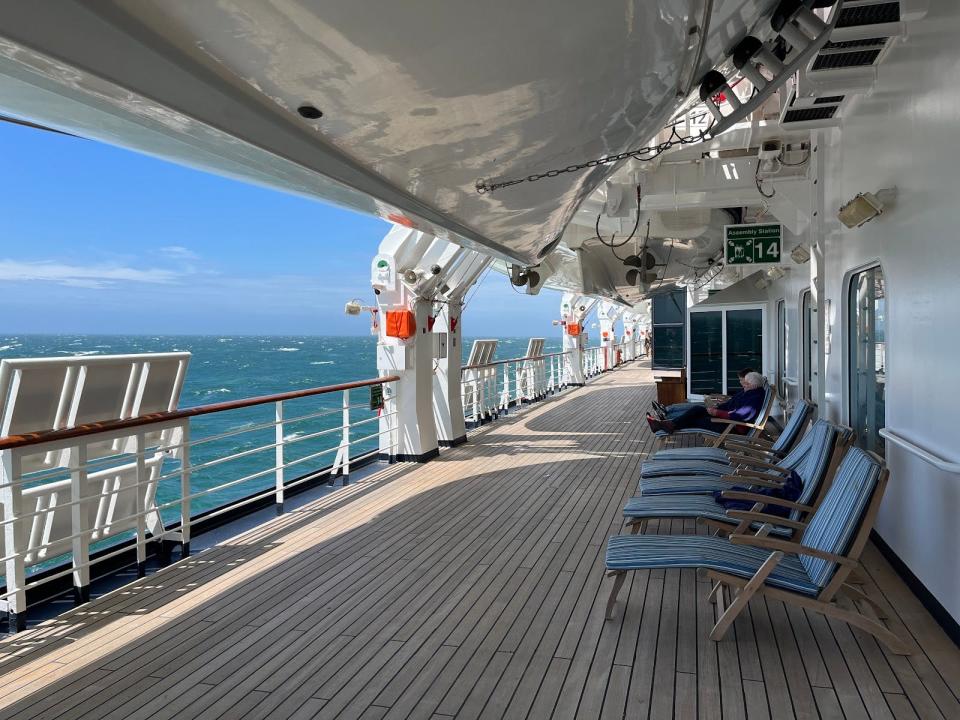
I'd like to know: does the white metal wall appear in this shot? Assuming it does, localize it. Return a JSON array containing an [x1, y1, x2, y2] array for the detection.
[[765, 0, 960, 623]]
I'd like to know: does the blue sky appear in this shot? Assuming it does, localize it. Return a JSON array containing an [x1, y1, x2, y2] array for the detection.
[[0, 122, 562, 336]]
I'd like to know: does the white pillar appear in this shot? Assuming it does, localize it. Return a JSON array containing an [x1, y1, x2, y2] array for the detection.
[[433, 301, 467, 447], [376, 298, 438, 461]]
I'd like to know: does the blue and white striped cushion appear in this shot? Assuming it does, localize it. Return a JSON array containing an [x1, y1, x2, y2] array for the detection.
[[639, 475, 735, 496], [605, 535, 820, 596], [799, 448, 881, 587], [770, 400, 814, 454], [654, 428, 721, 440], [624, 491, 794, 536], [788, 422, 837, 520], [640, 458, 732, 478], [649, 446, 731, 463]]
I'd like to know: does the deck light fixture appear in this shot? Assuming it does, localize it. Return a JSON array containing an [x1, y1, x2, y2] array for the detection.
[[838, 189, 896, 228]]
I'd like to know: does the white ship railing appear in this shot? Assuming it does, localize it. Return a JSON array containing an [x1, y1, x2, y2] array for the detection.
[[0, 374, 399, 631], [461, 351, 573, 425]]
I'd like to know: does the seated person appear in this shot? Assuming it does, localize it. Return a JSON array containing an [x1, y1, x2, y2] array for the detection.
[[647, 371, 767, 434], [651, 367, 757, 420]]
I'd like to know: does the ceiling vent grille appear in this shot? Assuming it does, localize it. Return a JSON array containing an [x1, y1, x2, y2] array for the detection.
[[814, 95, 846, 105], [812, 48, 883, 70], [823, 37, 889, 50], [783, 106, 838, 123], [836, 2, 901, 28]]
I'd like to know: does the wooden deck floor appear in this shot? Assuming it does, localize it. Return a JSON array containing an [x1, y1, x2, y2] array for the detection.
[[0, 363, 958, 719]]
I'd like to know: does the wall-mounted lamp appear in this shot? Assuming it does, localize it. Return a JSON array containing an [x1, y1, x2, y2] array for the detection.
[[790, 244, 811, 264], [838, 188, 896, 229]]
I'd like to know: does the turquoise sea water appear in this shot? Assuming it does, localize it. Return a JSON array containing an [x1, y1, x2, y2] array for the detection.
[[0, 334, 562, 528]]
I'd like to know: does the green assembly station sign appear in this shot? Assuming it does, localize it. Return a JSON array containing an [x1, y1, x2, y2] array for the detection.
[[724, 223, 782, 265]]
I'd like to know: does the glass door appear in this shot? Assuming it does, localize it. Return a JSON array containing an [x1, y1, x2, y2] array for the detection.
[[726, 309, 764, 390], [688, 306, 765, 398], [849, 266, 886, 455], [689, 311, 723, 395]]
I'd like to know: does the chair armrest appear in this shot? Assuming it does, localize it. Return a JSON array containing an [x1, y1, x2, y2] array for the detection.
[[725, 436, 775, 450], [726, 455, 791, 474], [720, 491, 815, 513], [725, 511, 808, 530], [720, 473, 784, 489], [729, 534, 858, 567], [711, 418, 760, 429]]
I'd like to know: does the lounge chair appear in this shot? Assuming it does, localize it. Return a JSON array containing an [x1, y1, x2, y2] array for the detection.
[[636, 419, 843, 497], [647, 398, 814, 467], [624, 421, 845, 535], [652, 383, 775, 452], [604, 447, 911, 654]]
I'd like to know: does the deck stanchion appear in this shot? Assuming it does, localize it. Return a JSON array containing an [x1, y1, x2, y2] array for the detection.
[[70, 443, 90, 605], [339, 389, 351, 484], [274, 400, 285, 512], [1, 450, 27, 632], [134, 431, 147, 577], [180, 421, 191, 558]]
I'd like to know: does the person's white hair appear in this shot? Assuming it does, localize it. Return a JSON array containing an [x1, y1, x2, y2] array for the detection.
[[744, 371, 767, 389]]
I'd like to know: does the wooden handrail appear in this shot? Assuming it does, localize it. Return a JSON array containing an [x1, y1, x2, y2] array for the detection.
[[461, 350, 570, 372], [0, 375, 399, 451]]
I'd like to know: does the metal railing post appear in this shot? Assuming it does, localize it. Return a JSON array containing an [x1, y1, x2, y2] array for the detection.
[[180, 421, 191, 558], [341, 388, 351, 483], [134, 431, 147, 578], [70, 442, 90, 605], [1, 450, 26, 632], [275, 400, 285, 512]]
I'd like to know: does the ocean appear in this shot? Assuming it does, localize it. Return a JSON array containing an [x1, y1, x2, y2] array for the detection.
[[0, 334, 563, 530]]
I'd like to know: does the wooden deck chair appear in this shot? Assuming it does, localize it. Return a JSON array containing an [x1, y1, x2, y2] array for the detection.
[[647, 399, 814, 469], [604, 447, 911, 654], [624, 421, 844, 536], [652, 383, 776, 452]]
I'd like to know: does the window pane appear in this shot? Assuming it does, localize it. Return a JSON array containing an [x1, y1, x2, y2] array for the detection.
[[725, 309, 763, 390], [652, 290, 685, 325], [652, 288, 686, 369], [849, 267, 886, 454], [653, 326, 684, 369], [689, 312, 723, 395]]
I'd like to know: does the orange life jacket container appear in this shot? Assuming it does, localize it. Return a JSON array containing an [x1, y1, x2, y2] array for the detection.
[[385, 309, 417, 339], [566, 322, 581, 337]]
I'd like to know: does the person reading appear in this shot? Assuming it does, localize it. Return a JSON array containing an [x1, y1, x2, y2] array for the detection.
[[647, 371, 767, 434], [651, 367, 757, 421]]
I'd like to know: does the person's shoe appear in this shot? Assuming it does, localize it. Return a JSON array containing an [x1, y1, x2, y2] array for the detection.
[[652, 401, 667, 415], [646, 415, 660, 433]]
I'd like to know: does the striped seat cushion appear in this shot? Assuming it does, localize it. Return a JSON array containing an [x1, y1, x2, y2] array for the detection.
[[798, 448, 881, 587], [605, 535, 820, 596], [649, 446, 731, 463], [654, 428, 720, 440], [640, 458, 732, 478], [622, 495, 794, 537], [639, 475, 735, 496]]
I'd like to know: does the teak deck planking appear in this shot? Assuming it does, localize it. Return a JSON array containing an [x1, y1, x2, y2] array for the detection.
[[0, 363, 957, 719]]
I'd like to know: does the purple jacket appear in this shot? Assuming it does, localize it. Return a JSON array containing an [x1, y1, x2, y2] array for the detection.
[[716, 386, 766, 423]]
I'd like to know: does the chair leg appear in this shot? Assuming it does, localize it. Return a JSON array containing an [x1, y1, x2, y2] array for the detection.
[[710, 552, 783, 641], [823, 601, 913, 655], [605, 570, 628, 620], [841, 582, 889, 620]]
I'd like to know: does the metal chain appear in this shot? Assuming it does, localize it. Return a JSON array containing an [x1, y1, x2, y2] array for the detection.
[[475, 123, 713, 194]]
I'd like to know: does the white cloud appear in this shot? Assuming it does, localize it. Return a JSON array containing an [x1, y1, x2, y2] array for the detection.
[[0, 260, 178, 289], [159, 246, 199, 261]]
